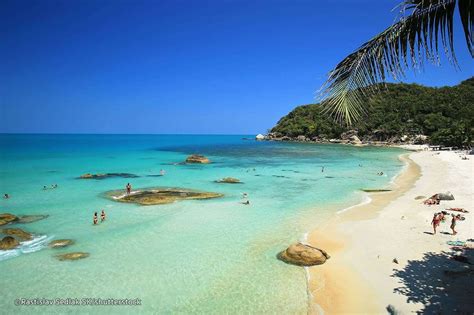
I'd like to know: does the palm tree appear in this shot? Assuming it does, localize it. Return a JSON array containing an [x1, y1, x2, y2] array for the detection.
[[319, 0, 473, 125]]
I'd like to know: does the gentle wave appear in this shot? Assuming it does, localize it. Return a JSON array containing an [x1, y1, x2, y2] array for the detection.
[[0, 235, 53, 262]]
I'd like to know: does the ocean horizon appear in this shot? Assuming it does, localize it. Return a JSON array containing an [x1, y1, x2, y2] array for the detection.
[[0, 134, 405, 313]]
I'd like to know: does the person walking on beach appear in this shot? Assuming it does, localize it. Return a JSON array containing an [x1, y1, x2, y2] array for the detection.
[[100, 210, 106, 222], [450, 214, 461, 235], [126, 183, 132, 195], [93, 212, 98, 225], [431, 213, 440, 234]]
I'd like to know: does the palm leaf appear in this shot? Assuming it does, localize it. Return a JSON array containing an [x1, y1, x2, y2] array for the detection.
[[319, 0, 473, 125]]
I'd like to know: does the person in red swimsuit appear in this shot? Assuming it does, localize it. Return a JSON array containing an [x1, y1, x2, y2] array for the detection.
[[431, 213, 440, 234]]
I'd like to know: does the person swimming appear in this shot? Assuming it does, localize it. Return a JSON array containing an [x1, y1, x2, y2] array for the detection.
[[93, 212, 98, 225], [100, 210, 106, 222], [4, 193, 9, 199], [160, 169, 166, 176]]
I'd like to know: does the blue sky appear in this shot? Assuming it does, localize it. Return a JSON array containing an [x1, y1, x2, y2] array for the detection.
[[1, 0, 472, 134]]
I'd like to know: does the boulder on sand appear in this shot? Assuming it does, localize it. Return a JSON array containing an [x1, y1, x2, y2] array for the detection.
[[215, 177, 242, 184], [49, 239, 75, 248], [55, 252, 90, 261], [0, 236, 20, 250], [185, 155, 211, 164], [0, 213, 18, 226], [438, 192, 455, 200], [277, 243, 330, 266], [1, 228, 33, 241]]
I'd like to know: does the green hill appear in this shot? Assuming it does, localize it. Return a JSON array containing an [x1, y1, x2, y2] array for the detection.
[[270, 77, 474, 147]]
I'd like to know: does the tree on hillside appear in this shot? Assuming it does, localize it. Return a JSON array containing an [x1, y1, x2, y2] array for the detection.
[[319, 0, 473, 125]]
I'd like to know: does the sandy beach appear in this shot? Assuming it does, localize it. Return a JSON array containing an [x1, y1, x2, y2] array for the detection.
[[307, 149, 474, 314]]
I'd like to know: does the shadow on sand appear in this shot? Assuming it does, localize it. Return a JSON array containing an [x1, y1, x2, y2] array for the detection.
[[391, 247, 474, 313]]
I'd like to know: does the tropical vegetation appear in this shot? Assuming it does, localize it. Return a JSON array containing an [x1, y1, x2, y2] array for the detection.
[[272, 77, 474, 147]]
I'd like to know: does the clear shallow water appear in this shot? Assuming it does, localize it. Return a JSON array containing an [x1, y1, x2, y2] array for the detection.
[[0, 134, 405, 313]]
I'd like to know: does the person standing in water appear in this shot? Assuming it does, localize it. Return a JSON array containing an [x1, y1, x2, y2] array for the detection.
[[160, 169, 166, 176], [126, 183, 132, 195], [321, 166, 325, 173], [93, 212, 98, 225], [100, 210, 106, 222]]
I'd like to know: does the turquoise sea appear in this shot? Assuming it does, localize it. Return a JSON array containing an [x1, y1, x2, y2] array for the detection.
[[0, 134, 405, 313]]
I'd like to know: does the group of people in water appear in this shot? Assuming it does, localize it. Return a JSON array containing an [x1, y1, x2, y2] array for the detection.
[[93, 210, 106, 225], [43, 184, 58, 190]]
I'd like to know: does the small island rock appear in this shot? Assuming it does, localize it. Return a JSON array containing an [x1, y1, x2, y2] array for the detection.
[[277, 243, 330, 266], [185, 155, 211, 164], [106, 187, 223, 205], [0, 236, 20, 250], [79, 173, 139, 180], [215, 177, 242, 184], [55, 252, 90, 261], [49, 239, 75, 248]]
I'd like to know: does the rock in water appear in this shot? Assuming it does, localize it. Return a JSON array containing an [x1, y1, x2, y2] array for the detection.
[[49, 239, 75, 248], [0, 236, 20, 250], [277, 243, 330, 266], [106, 187, 223, 205], [0, 213, 18, 226], [55, 252, 90, 261], [414, 195, 426, 200], [79, 173, 139, 180], [215, 177, 242, 184], [185, 155, 210, 164], [17, 215, 49, 224], [1, 228, 33, 241]]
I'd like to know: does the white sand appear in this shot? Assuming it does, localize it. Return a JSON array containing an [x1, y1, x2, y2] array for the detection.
[[307, 150, 474, 314]]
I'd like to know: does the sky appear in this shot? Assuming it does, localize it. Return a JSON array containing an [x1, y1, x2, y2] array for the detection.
[[1, 0, 472, 134]]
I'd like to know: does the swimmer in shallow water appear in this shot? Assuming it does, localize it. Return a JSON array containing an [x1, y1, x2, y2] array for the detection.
[[100, 210, 106, 222], [93, 212, 98, 225]]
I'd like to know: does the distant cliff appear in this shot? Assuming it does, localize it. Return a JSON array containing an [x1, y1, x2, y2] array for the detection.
[[269, 77, 474, 147]]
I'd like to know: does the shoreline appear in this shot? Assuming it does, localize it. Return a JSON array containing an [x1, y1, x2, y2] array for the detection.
[[305, 149, 473, 313]]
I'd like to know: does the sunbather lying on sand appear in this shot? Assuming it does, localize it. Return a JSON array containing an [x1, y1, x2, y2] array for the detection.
[[447, 207, 469, 213], [424, 194, 440, 205]]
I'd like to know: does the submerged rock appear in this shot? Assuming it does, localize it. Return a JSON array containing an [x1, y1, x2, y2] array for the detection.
[[415, 195, 426, 200], [277, 243, 330, 266], [106, 187, 223, 205], [0, 236, 20, 250], [185, 155, 210, 164], [17, 215, 49, 224], [361, 189, 392, 192], [0, 213, 18, 226], [55, 252, 90, 261], [1, 228, 33, 241], [215, 177, 242, 184], [79, 173, 139, 180], [49, 239, 75, 248]]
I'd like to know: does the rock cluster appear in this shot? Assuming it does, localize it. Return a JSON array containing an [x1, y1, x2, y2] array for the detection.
[[277, 243, 330, 266], [263, 130, 430, 146], [0, 213, 18, 226], [49, 239, 75, 248], [1, 228, 33, 241]]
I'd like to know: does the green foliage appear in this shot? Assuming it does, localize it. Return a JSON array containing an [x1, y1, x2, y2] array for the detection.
[[271, 77, 474, 147]]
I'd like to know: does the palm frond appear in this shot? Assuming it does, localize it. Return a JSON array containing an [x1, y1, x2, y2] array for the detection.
[[319, 0, 473, 125]]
